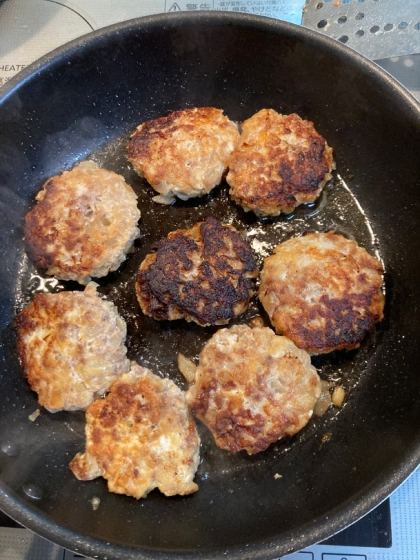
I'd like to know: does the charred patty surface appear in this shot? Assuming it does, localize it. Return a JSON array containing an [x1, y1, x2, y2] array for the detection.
[[259, 231, 385, 354], [185, 324, 321, 455], [70, 365, 200, 499], [15, 282, 130, 412], [136, 217, 258, 326], [226, 109, 334, 216], [128, 107, 240, 204], [24, 161, 140, 284]]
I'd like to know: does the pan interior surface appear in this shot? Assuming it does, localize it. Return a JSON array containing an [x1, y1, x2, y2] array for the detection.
[[0, 12, 420, 560]]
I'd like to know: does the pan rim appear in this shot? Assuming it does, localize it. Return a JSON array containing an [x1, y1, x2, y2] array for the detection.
[[1, 10, 420, 559], [1, 10, 419, 111]]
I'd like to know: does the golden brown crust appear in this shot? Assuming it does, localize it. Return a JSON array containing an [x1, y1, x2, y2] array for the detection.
[[185, 325, 321, 455], [70, 365, 200, 499], [128, 107, 240, 203], [226, 109, 334, 216], [24, 162, 140, 284], [136, 217, 258, 326], [15, 282, 130, 412], [259, 231, 385, 354]]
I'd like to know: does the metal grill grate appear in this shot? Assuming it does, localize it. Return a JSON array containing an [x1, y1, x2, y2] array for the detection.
[[303, 0, 420, 59]]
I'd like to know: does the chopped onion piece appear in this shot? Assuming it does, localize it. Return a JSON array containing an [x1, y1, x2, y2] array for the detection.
[[152, 194, 175, 205], [313, 380, 331, 417], [249, 316, 265, 329], [177, 353, 197, 383], [89, 497, 100, 511], [78, 160, 98, 170], [332, 385, 346, 407], [28, 409, 40, 422]]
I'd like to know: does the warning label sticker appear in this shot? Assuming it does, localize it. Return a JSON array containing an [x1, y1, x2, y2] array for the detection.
[[165, 0, 302, 19]]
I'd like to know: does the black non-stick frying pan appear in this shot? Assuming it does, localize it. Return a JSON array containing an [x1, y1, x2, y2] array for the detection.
[[0, 11, 420, 560]]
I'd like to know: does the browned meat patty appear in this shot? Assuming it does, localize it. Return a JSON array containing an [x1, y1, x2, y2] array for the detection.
[[226, 109, 334, 216], [136, 217, 258, 326], [185, 324, 321, 455], [15, 282, 130, 412], [259, 231, 385, 354], [70, 364, 200, 499], [24, 161, 140, 284], [128, 107, 240, 204]]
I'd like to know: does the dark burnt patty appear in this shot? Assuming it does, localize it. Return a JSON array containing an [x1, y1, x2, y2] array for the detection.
[[136, 217, 258, 326]]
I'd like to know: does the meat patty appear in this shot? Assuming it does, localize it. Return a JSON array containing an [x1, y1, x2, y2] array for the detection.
[[226, 109, 334, 216], [128, 107, 240, 204], [259, 231, 385, 354], [24, 161, 140, 284], [70, 364, 200, 499], [15, 282, 130, 412], [185, 324, 321, 455], [136, 217, 258, 326]]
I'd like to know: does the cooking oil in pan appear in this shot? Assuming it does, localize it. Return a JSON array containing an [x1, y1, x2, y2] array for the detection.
[[13, 135, 385, 474]]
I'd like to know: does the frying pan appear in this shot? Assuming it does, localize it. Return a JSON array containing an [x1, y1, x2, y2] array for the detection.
[[0, 11, 420, 560]]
